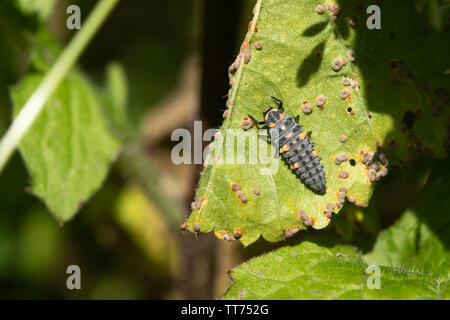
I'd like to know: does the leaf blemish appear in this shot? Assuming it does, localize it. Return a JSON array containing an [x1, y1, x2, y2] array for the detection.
[[338, 170, 350, 179], [347, 106, 355, 115], [316, 95, 326, 108], [285, 226, 301, 238], [325, 203, 335, 219], [342, 77, 351, 86], [335, 152, 348, 164], [216, 229, 235, 241], [326, 3, 341, 21], [331, 58, 343, 71], [315, 5, 325, 15], [237, 191, 248, 204], [180, 222, 189, 231], [298, 210, 314, 227], [241, 117, 254, 130], [347, 50, 356, 62], [336, 187, 347, 208], [252, 188, 260, 195], [231, 183, 241, 191], [340, 89, 351, 100], [301, 101, 312, 114], [233, 228, 243, 239]]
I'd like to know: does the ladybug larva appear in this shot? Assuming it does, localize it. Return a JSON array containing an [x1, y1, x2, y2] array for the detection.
[[248, 96, 326, 194]]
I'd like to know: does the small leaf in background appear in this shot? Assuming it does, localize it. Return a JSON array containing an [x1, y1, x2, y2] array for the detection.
[[186, 0, 450, 246], [17, 208, 62, 281], [223, 240, 446, 300], [104, 62, 129, 134], [13, 0, 58, 22], [428, 0, 443, 31], [115, 186, 176, 271], [11, 72, 121, 221]]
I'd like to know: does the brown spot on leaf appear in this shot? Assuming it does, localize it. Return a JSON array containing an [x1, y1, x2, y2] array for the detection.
[[298, 210, 313, 226], [332, 59, 343, 71], [301, 101, 312, 114], [241, 117, 254, 130], [316, 95, 326, 107], [231, 183, 240, 191], [193, 223, 200, 232], [342, 78, 351, 86], [237, 191, 247, 203], [315, 4, 325, 14], [341, 89, 351, 99], [339, 170, 350, 179], [347, 50, 356, 62], [285, 227, 301, 238], [335, 152, 349, 164]]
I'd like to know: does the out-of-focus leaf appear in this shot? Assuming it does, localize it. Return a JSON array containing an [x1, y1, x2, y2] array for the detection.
[[17, 208, 62, 280], [428, 0, 443, 30], [364, 160, 450, 277], [223, 240, 446, 299], [104, 62, 128, 133], [29, 28, 62, 72], [11, 73, 121, 221], [13, 0, 57, 22], [115, 187, 176, 269]]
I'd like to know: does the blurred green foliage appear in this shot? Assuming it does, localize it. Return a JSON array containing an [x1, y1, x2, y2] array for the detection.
[[0, 0, 196, 299]]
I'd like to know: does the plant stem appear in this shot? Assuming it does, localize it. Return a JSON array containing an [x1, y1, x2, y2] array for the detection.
[[0, 0, 120, 173]]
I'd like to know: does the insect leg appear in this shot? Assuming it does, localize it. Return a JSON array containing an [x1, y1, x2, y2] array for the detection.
[[248, 114, 265, 128], [271, 96, 284, 111]]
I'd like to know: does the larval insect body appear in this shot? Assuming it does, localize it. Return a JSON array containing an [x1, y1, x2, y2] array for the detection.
[[249, 97, 326, 194]]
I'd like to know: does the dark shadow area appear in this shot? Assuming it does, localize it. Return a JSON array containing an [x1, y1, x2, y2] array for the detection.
[[332, 1, 450, 249], [302, 21, 329, 37], [179, 0, 244, 300], [296, 41, 326, 88]]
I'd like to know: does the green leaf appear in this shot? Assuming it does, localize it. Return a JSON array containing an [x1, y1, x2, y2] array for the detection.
[[223, 240, 446, 299], [428, 0, 443, 31], [13, 0, 57, 22], [11, 72, 121, 221], [104, 62, 129, 134], [364, 159, 450, 277], [186, 0, 450, 245]]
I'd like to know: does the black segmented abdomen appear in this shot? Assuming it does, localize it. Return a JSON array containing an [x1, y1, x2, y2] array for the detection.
[[269, 115, 326, 194]]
